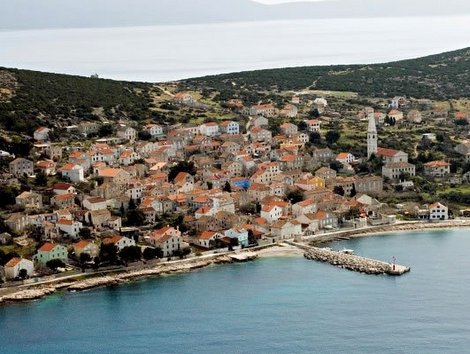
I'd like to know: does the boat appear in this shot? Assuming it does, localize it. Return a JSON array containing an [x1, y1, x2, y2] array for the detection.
[[340, 249, 354, 255]]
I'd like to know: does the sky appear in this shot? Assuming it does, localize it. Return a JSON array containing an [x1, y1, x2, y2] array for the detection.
[[255, 0, 325, 3]]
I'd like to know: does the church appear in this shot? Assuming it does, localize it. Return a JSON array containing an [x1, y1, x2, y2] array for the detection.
[[367, 116, 416, 181]]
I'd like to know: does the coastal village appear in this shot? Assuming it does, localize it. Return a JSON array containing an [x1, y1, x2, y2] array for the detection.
[[0, 85, 469, 289]]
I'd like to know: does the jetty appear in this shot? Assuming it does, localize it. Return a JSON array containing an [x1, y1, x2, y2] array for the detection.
[[288, 242, 410, 276]]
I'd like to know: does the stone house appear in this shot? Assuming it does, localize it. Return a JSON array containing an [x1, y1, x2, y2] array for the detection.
[[9, 158, 34, 177]]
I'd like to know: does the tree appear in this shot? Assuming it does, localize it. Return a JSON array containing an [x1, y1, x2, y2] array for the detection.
[[298, 120, 308, 131], [18, 268, 28, 279], [309, 108, 320, 118], [143, 247, 163, 260], [46, 258, 66, 270], [79, 227, 91, 239], [325, 130, 341, 145], [128, 198, 137, 210], [99, 243, 118, 264], [345, 206, 360, 220], [98, 124, 113, 137], [285, 189, 304, 204], [309, 131, 322, 145], [138, 130, 152, 141], [330, 160, 343, 173], [394, 184, 404, 193], [223, 181, 232, 193], [0, 185, 18, 208], [35, 171, 48, 186], [350, 184, 357, 197], [248, 229, 257, 245], [126, 209, 146, 226], [207, 181, 213, 190], [333, 185, 345, 196], [172, 247, 191, 259], [79, 252, 92, 264], [119, 246, 142, 264]]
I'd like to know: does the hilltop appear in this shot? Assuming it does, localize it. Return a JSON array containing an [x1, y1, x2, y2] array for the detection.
[[0, 47, 469, 138], [0, 68, 153, 135], [182, 47, 470, 100]]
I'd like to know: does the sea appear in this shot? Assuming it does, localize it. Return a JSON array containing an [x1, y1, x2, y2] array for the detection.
[[1, 228, 470, 353], [1, 15, 470, 82]]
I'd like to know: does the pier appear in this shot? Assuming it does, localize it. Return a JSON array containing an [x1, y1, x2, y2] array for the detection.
[[288, 242, 410, 276]]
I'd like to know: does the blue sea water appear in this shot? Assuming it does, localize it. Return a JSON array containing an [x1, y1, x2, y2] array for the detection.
[[1, 229, 470, 353], [1, 16, 470, 82]]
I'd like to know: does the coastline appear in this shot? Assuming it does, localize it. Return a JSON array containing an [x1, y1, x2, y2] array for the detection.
[[305, 220, 470, 244], [1, 221, 469, 306]]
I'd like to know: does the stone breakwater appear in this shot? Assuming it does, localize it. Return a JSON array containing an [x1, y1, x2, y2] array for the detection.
[[303, 247, 410, 276]]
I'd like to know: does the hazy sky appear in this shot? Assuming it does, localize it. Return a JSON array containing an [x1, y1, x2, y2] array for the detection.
[[255, 0, 325, 3]]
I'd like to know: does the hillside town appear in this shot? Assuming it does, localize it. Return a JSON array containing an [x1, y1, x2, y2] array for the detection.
[[0, 90, 466, 284]]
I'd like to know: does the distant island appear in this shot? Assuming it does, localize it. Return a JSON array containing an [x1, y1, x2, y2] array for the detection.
[[1, 0, 470, 30]]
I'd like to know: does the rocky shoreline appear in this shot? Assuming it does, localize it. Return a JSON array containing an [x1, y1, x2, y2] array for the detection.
[[0, 253, 251, 304], [307, 220, 470, 244], [1, 223, 467, 305]]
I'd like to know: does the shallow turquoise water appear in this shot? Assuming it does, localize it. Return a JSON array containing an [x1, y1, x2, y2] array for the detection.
[[1, 229, 470, 353]]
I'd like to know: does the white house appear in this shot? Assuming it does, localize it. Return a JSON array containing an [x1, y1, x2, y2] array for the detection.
[[271, 220, 302, 240], [199, 122, 219, 137], [336, 152, 356, 164], [224, 228, 249, 247], [102, 236, 136, 251], [382, 162, 416, 180], [52, 183, 76, 195], [127, 182, 144, 200], [73, 240, 99, 258], [219, 121, 240, 135], [424, 161, 451, 178], [4, 257, 34, 280], [195, 230, 224, 249], [144, 124, 164, 138], [429, 202, 448, 221], [261, 204, 284, 223], [34, 127, 50, 141], [149, 226, 182, 257], [60, 163, 85, 183], [305, 119, 321, 133], [83, 197, 108, 211], [116, 125, 137, 142], [56, 219, 82, 239], [292, 199, 317, 217]]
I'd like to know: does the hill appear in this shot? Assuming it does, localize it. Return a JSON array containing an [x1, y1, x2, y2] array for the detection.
[[0, 47, 469, 138], [182, 47, 470, 100], [0, 68, 152, 135]]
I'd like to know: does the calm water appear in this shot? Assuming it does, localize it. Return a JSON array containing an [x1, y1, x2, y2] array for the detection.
[[1, 229, 470, 353], [1, 16, 470, 81]]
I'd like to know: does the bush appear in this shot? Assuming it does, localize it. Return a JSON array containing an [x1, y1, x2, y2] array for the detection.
[[46, 259, 66, 270]]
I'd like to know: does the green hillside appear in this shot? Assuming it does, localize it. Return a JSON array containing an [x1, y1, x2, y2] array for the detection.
[[0, 47, 469, 136], [0, 68, 152, 135], [182, 47, 470, 99]]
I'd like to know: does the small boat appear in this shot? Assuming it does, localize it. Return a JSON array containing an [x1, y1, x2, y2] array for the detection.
[[340, 249, 354, 255]]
